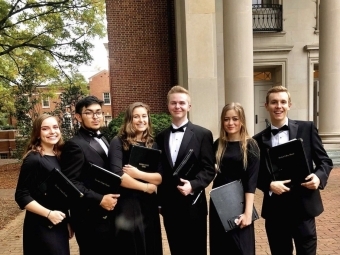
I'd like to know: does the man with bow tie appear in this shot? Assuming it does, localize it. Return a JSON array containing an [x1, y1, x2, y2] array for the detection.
[[253, 86, 333, 255], [156, 85, 215, 255], [60, 96, 119, 255]]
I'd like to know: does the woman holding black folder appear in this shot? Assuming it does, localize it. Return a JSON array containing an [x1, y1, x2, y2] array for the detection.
[[109, 102, 163, 255], [209, 103, 260, 255], [15, 114, 72, 255]]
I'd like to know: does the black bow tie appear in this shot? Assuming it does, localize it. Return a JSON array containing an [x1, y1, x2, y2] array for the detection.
[[170, 123, 188, 133], [88, 131, 103, 138], [271, 125, 289, 136]]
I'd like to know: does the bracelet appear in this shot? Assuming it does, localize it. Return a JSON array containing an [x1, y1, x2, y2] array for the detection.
[[46, 210, 52, 218], [144, 183, 149, 192]]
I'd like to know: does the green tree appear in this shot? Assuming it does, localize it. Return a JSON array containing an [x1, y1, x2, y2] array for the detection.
[[0, 0, 106, 85], [50, 75, 88, 141]]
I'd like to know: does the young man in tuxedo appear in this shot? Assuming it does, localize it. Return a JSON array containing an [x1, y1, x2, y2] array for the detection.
[[60, 96, 119, 255], [156, 85, 215, 255], [253, 86, 333, 255]]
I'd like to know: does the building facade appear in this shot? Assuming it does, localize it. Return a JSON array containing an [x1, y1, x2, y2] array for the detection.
[[106, 0, 340, 149]]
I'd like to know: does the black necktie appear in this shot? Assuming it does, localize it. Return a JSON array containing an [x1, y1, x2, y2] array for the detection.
[[170, 123, 188, 133], [271, 125, 289, 136]]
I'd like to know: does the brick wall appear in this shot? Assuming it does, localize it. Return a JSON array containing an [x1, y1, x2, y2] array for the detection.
[[0, 130, 17, 158], [106, 0, 177, 116]]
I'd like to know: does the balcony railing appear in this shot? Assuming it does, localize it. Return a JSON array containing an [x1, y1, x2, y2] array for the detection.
[[252, 4, 282, 32]]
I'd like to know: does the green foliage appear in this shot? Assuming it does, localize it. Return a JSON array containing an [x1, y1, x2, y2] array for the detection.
[[105, 112, 125, 141], [12, 64, 41, 159], [0, 0, 106, 113], [150, 113, 172, 136], [105, 112, 171, 141], [50, 77, 88, 141]]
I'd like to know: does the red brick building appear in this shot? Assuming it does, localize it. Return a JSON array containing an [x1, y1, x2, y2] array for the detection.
[[105, 0, 177, 116], [88, 69, 112, 126]]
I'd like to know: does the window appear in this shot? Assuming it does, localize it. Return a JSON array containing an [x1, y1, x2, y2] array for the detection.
[[0, 153, 8, 159], [42, 97, 50, 108], [103, 93, 111, 105]]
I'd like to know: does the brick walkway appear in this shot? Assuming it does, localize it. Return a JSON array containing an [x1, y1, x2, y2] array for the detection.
[[1, 170, 339, 255]]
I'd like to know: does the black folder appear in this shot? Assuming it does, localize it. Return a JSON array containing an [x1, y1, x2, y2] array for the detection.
[[37, 168, 84, 199], [173, 149, 197, 184], [267, 138, 311, 183], [209, 180, 259, 232], [89, 163, 122, 194], [128, 145, 161, 172]]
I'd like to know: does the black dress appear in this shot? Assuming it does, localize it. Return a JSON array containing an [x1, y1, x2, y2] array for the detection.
[[109, 137, 163, 255], [209, 140, 260, 255], [15, 152, 70, 255]]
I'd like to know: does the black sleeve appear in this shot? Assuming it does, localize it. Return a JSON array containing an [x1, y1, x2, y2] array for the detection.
[[242, 140, 260, 194], [15, 153, 40, 209], [108, 136, 125, 176]]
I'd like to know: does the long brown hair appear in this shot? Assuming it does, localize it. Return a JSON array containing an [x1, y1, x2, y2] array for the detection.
[[216, 102, 259, 171], [23, 114, 64, 159], [118, 102, 154, 150]]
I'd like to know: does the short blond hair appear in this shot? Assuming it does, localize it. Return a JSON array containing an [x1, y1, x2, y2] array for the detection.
[[167, 85, 191, 104], [266, 85, 291, 104]]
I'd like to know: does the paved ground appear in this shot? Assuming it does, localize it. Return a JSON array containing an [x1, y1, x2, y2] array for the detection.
[[1, 169, 339, 255]]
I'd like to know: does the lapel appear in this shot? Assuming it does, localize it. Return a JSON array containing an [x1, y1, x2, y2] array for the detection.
[[163, 127, 173, 167], [175, 122, 194, 168], [288, 118, 298, 140], [101, 136, 110, 148], [79, 128, 108, 162], [261, 126, 272, 148]]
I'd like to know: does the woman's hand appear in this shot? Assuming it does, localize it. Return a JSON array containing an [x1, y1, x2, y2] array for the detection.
[[236, 212, 252, 229], [47, 210, 66, 225], [123, 164, 141, 179]]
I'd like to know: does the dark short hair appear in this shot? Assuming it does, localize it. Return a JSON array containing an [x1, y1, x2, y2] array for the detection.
[[75, 96, 104, 114]]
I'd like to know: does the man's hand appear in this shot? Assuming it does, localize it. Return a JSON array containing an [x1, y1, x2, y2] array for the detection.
[[100, 194, 120, 211], [177, 178, 193, 196], [301, 173, 320, 190], [270, 180, 291, 195]]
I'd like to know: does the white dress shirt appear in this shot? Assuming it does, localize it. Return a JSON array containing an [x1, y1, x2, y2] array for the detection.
[[169, 120, 188, 166]]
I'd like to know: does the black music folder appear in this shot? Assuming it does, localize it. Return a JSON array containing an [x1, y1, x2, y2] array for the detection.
[[173, 149, 197, 184], [267, 138, 311, 183], [37, 168, 84, 199], [128, 145, 161, 172], [209, 180, 259, 232], [89, 163, 122, 194]]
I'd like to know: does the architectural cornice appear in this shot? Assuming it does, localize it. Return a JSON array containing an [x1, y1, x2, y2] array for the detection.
[[253, 45, 294, 53], [304, 44, 319, 52]]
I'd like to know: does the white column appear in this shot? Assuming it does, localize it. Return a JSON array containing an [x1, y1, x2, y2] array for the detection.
[[223, 0, 254, 135], [319, 0, 340, 146]]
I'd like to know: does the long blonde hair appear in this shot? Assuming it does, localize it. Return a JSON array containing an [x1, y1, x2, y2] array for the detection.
[[118, 102, 154, 150], [215, 103, 258, 171], [23, 114, 64, 159]]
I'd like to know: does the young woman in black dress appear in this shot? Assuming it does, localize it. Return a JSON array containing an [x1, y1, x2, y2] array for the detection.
[[109, 102, 163, 255], [15, 114, 73, 255], [209, 103, 260, 255]]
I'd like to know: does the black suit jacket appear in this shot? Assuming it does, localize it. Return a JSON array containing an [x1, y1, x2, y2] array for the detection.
[[253, 119, 333, 219], [155, 121, 215, 216], [60, 127, 112, 227]]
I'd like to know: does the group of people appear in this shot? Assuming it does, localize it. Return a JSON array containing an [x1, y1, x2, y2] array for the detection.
[[15, 85, 333, 255]]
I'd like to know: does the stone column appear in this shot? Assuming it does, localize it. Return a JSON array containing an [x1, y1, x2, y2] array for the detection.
[[319, 0, 340, 147], [175, 0, 219, 135], [223, 0, 254, 135]]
